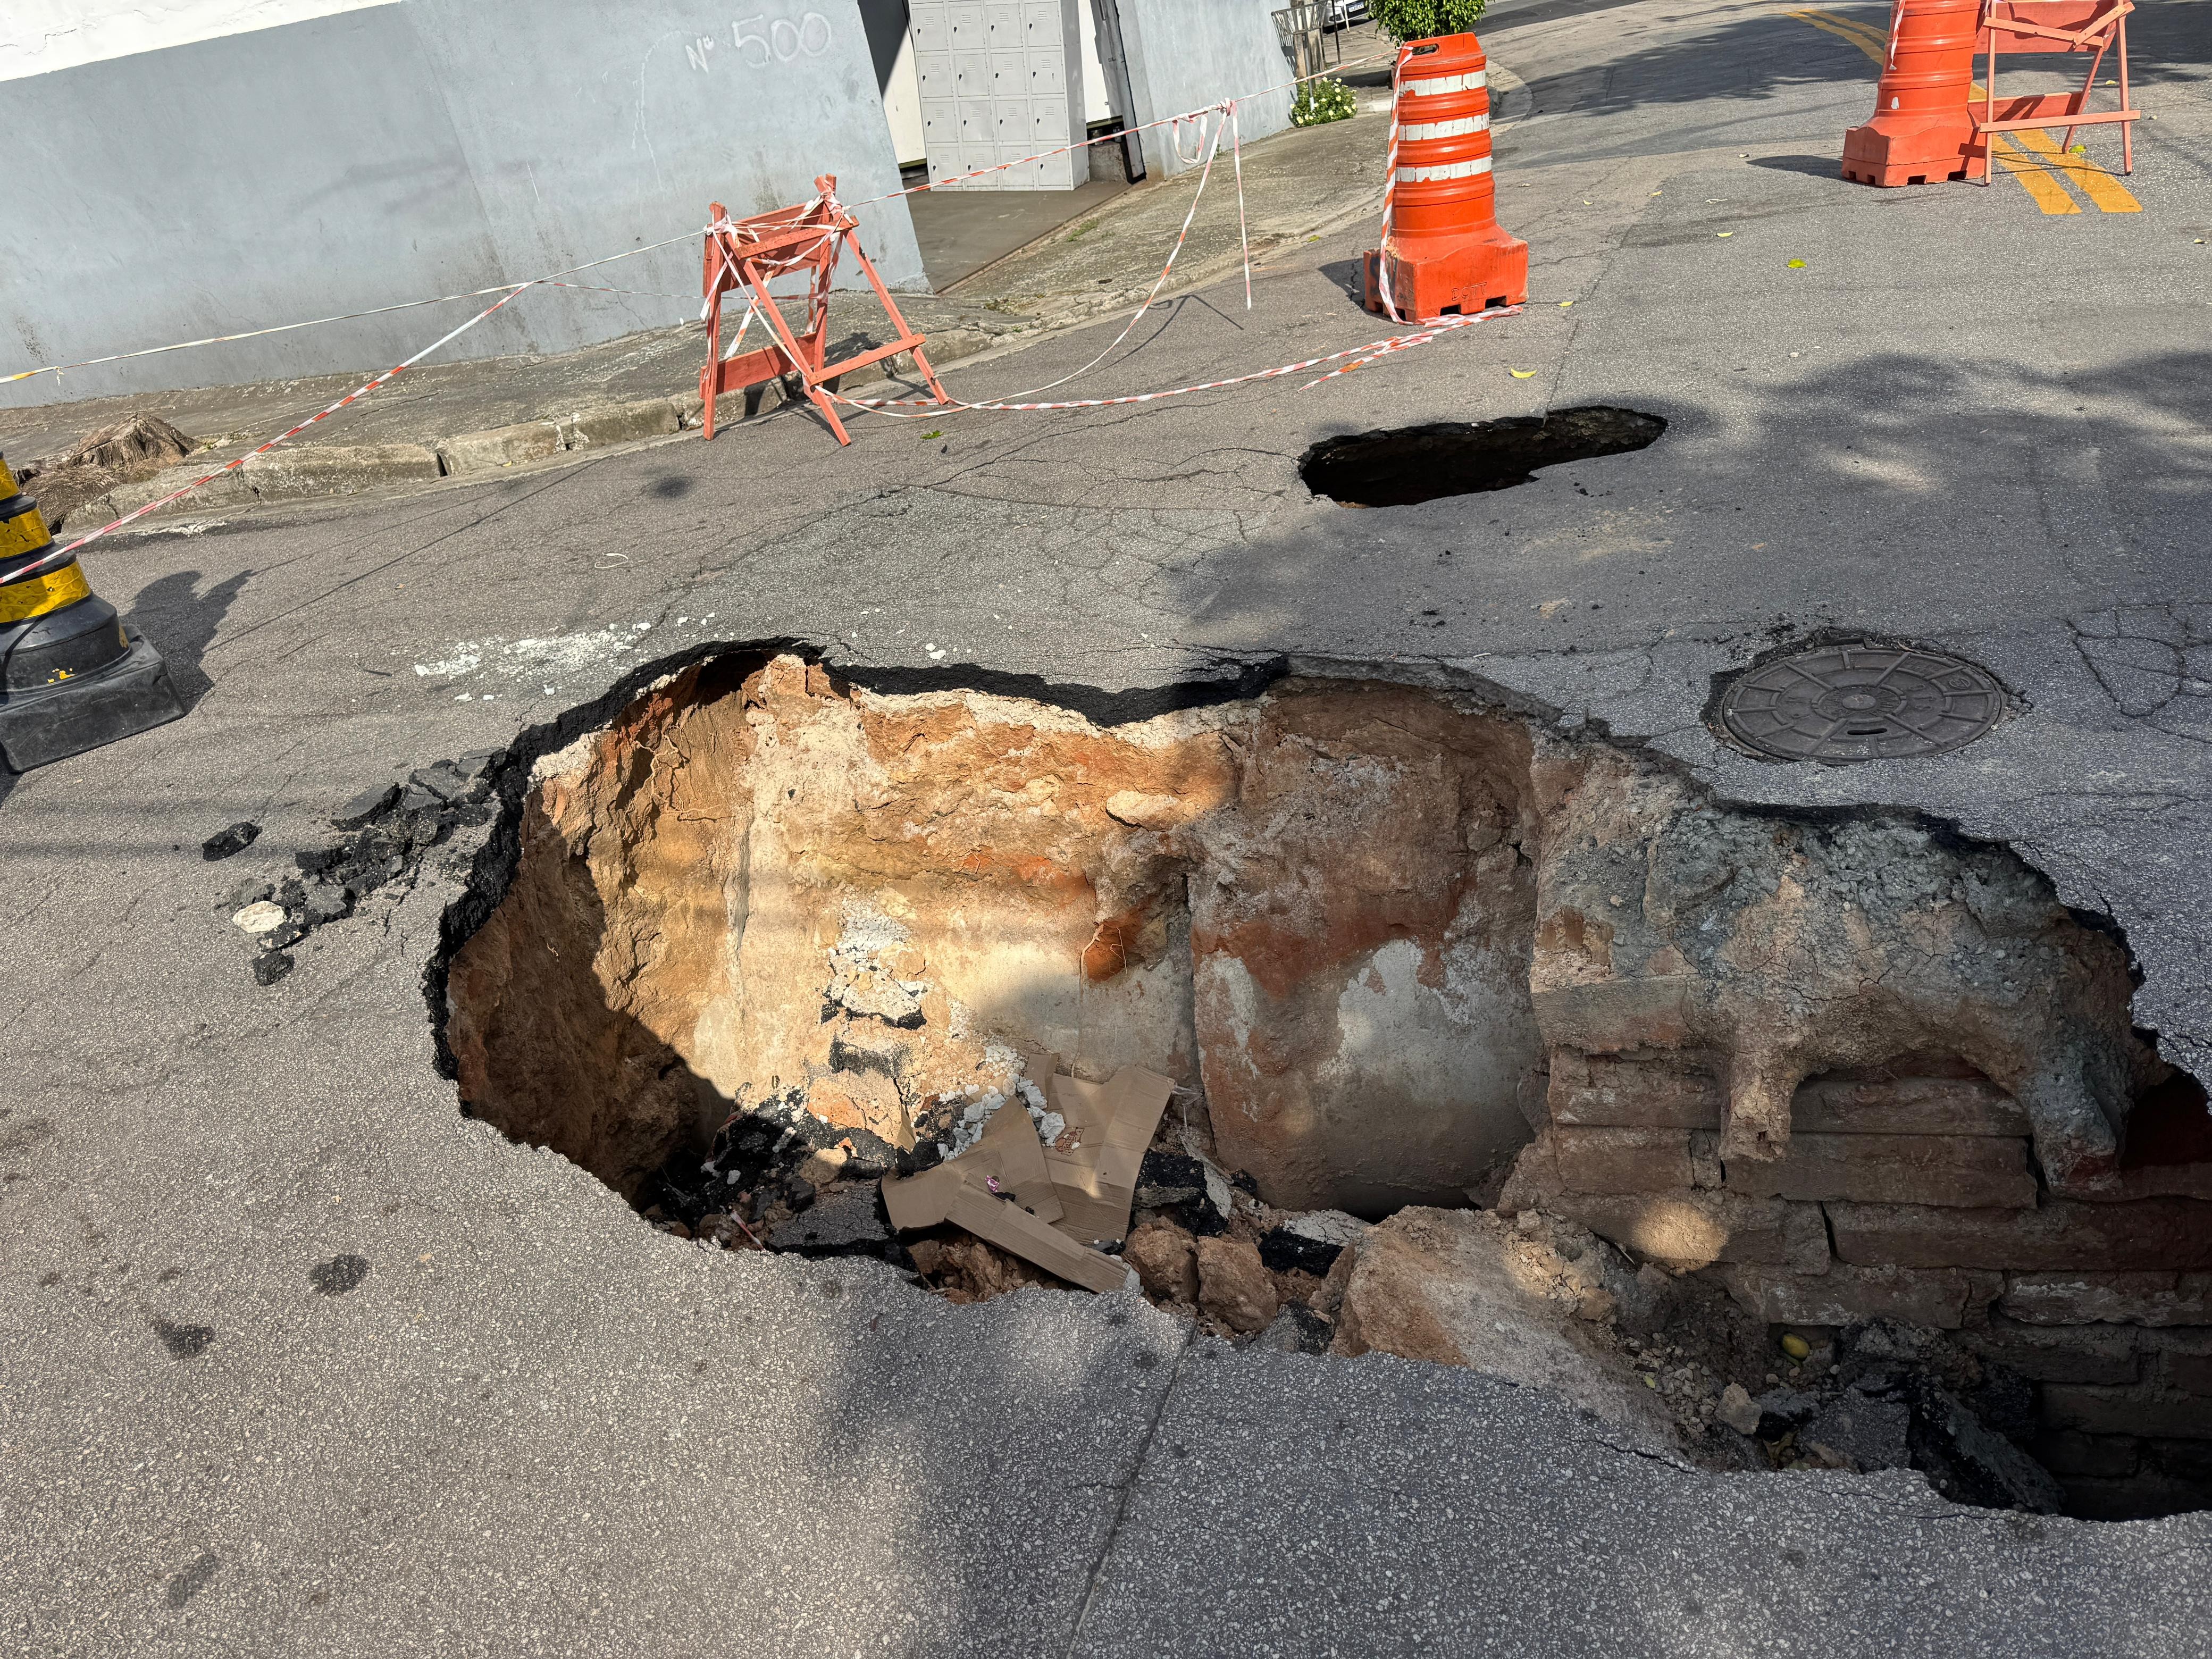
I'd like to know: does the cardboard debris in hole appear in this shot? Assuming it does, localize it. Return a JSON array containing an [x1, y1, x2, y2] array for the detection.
[[883, 1053, 1174, 1294]]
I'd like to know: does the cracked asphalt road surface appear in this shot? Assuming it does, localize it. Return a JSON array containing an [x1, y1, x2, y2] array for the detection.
[[5, 0, 2211, 1652]]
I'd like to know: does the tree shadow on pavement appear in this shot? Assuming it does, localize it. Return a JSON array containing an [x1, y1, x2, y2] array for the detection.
[[1146, 342, 2212, 694], [1517, 5, 1895, 119], [1499, 0, 1679, 31], [2119, 0, 2212, 79], [1522, 0, 2212, 119]]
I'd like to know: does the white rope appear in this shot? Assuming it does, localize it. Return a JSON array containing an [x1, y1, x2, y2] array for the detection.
[[1230, 99, 1253, 311], [3, 232, 701, 388], [908, 105, 1234, 410]]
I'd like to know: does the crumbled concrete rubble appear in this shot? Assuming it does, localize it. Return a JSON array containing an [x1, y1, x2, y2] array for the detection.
[[1331, 1206, 1686, 1448], [650, 1091, 2068, 1511], [875, 1054, 1173, 1292], [11, 414, 196, 529], [1306, 1206, 2066, 1507], [200, 820, 262, 861], [633, 1081, 929, 1256], [603, 1037, 2148, 1516], [1720, 1318, 2064, 1512], [900, 1095, 1343, 1337], [217, 753, 498, 985]]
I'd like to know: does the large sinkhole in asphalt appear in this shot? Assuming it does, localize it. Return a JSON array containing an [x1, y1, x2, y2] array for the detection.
[[1299, 407, 1666, 507], [441, 650, 2212, 1521]]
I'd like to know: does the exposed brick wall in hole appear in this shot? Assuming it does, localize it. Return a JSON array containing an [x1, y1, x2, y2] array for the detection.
[[1499, 1051, 2212, 1517]]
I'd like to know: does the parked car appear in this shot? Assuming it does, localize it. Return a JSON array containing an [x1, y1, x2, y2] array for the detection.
[[1325, 0, 1370, 28]]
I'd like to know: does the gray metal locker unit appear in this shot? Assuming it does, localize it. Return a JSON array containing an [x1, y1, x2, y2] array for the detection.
[[911, 0, 1087, 189]]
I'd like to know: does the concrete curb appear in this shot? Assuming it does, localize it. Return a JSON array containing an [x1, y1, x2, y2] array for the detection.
[[75, 325, 1016, 529], [89, 393, 703, 521]]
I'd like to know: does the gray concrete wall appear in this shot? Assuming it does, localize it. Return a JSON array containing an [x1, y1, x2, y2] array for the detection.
[[0, 0, 923, 408], [1112, 0, 1294, 180]]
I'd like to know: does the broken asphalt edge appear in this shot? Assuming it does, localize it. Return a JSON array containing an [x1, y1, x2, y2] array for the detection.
[[418, 636, 2202, 1173]]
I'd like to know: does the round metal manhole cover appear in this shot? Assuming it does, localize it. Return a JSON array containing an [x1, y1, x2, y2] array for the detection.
[[1717, 641, 2004, 764]]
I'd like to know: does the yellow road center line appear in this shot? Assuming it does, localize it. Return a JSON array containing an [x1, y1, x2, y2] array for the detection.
[[1989, 132, 2082, 213], [1969, 81, 2131, 213], [1828, 16, 1896, 56], [2001, 123, 2142, 212], [1785, 10, 1887, 62], [1783, 12, 2124, 213]]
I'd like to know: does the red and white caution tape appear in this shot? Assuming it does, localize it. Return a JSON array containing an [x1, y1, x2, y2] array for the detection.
[[830, 302, 1518, 416], [1376, 43, 1414, 324], [825, 77, 1523, 423], [703, 198, 845, 292], [1229, 100, 1254, 311], [5, 44, 1437, 556], [12, 283, 544, 577], [718, 294, 763, 362], [875, 102, 1241, 415]]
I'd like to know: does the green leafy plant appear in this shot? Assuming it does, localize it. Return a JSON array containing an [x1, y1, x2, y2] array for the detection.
[[1291, 78, 1357, 127], [1371, 0, 1489, 43]]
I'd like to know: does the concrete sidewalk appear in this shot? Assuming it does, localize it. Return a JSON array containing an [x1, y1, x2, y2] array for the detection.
[[943, 22, 1412, 311], [6, 0, 2212, 1653], [909, 174, 1134, 288]]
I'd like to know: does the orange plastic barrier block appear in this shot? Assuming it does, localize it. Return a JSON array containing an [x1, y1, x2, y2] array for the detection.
[[1842, 0, 1989, 187], [1362, 32, 1528, 321]]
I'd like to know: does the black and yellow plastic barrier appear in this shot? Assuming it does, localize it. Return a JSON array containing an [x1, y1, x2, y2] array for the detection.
[[0, 452, 186, 771]]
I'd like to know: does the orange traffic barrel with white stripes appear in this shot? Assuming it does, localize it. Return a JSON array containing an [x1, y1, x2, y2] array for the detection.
[[0, 453, 185, 771], [1841, 0, 1988, 186], [1362, 33, 1528, 320]]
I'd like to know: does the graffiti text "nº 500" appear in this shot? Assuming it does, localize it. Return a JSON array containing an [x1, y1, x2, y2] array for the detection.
[[686, 12, 834, 73]]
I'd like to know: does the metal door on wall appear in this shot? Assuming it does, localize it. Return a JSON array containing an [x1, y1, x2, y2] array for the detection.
[[857, 0, 929, 166], [1087, 0, 1145, 181], [911, 0, 1086, 188]]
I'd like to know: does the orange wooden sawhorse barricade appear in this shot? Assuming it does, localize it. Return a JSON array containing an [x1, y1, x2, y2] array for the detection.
[[1975, 0, 2140, 180], [698, 174, 947, 446]]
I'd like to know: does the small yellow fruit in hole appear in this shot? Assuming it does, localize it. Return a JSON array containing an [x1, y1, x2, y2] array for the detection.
[[1781, 1334, 1812, 1361]]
